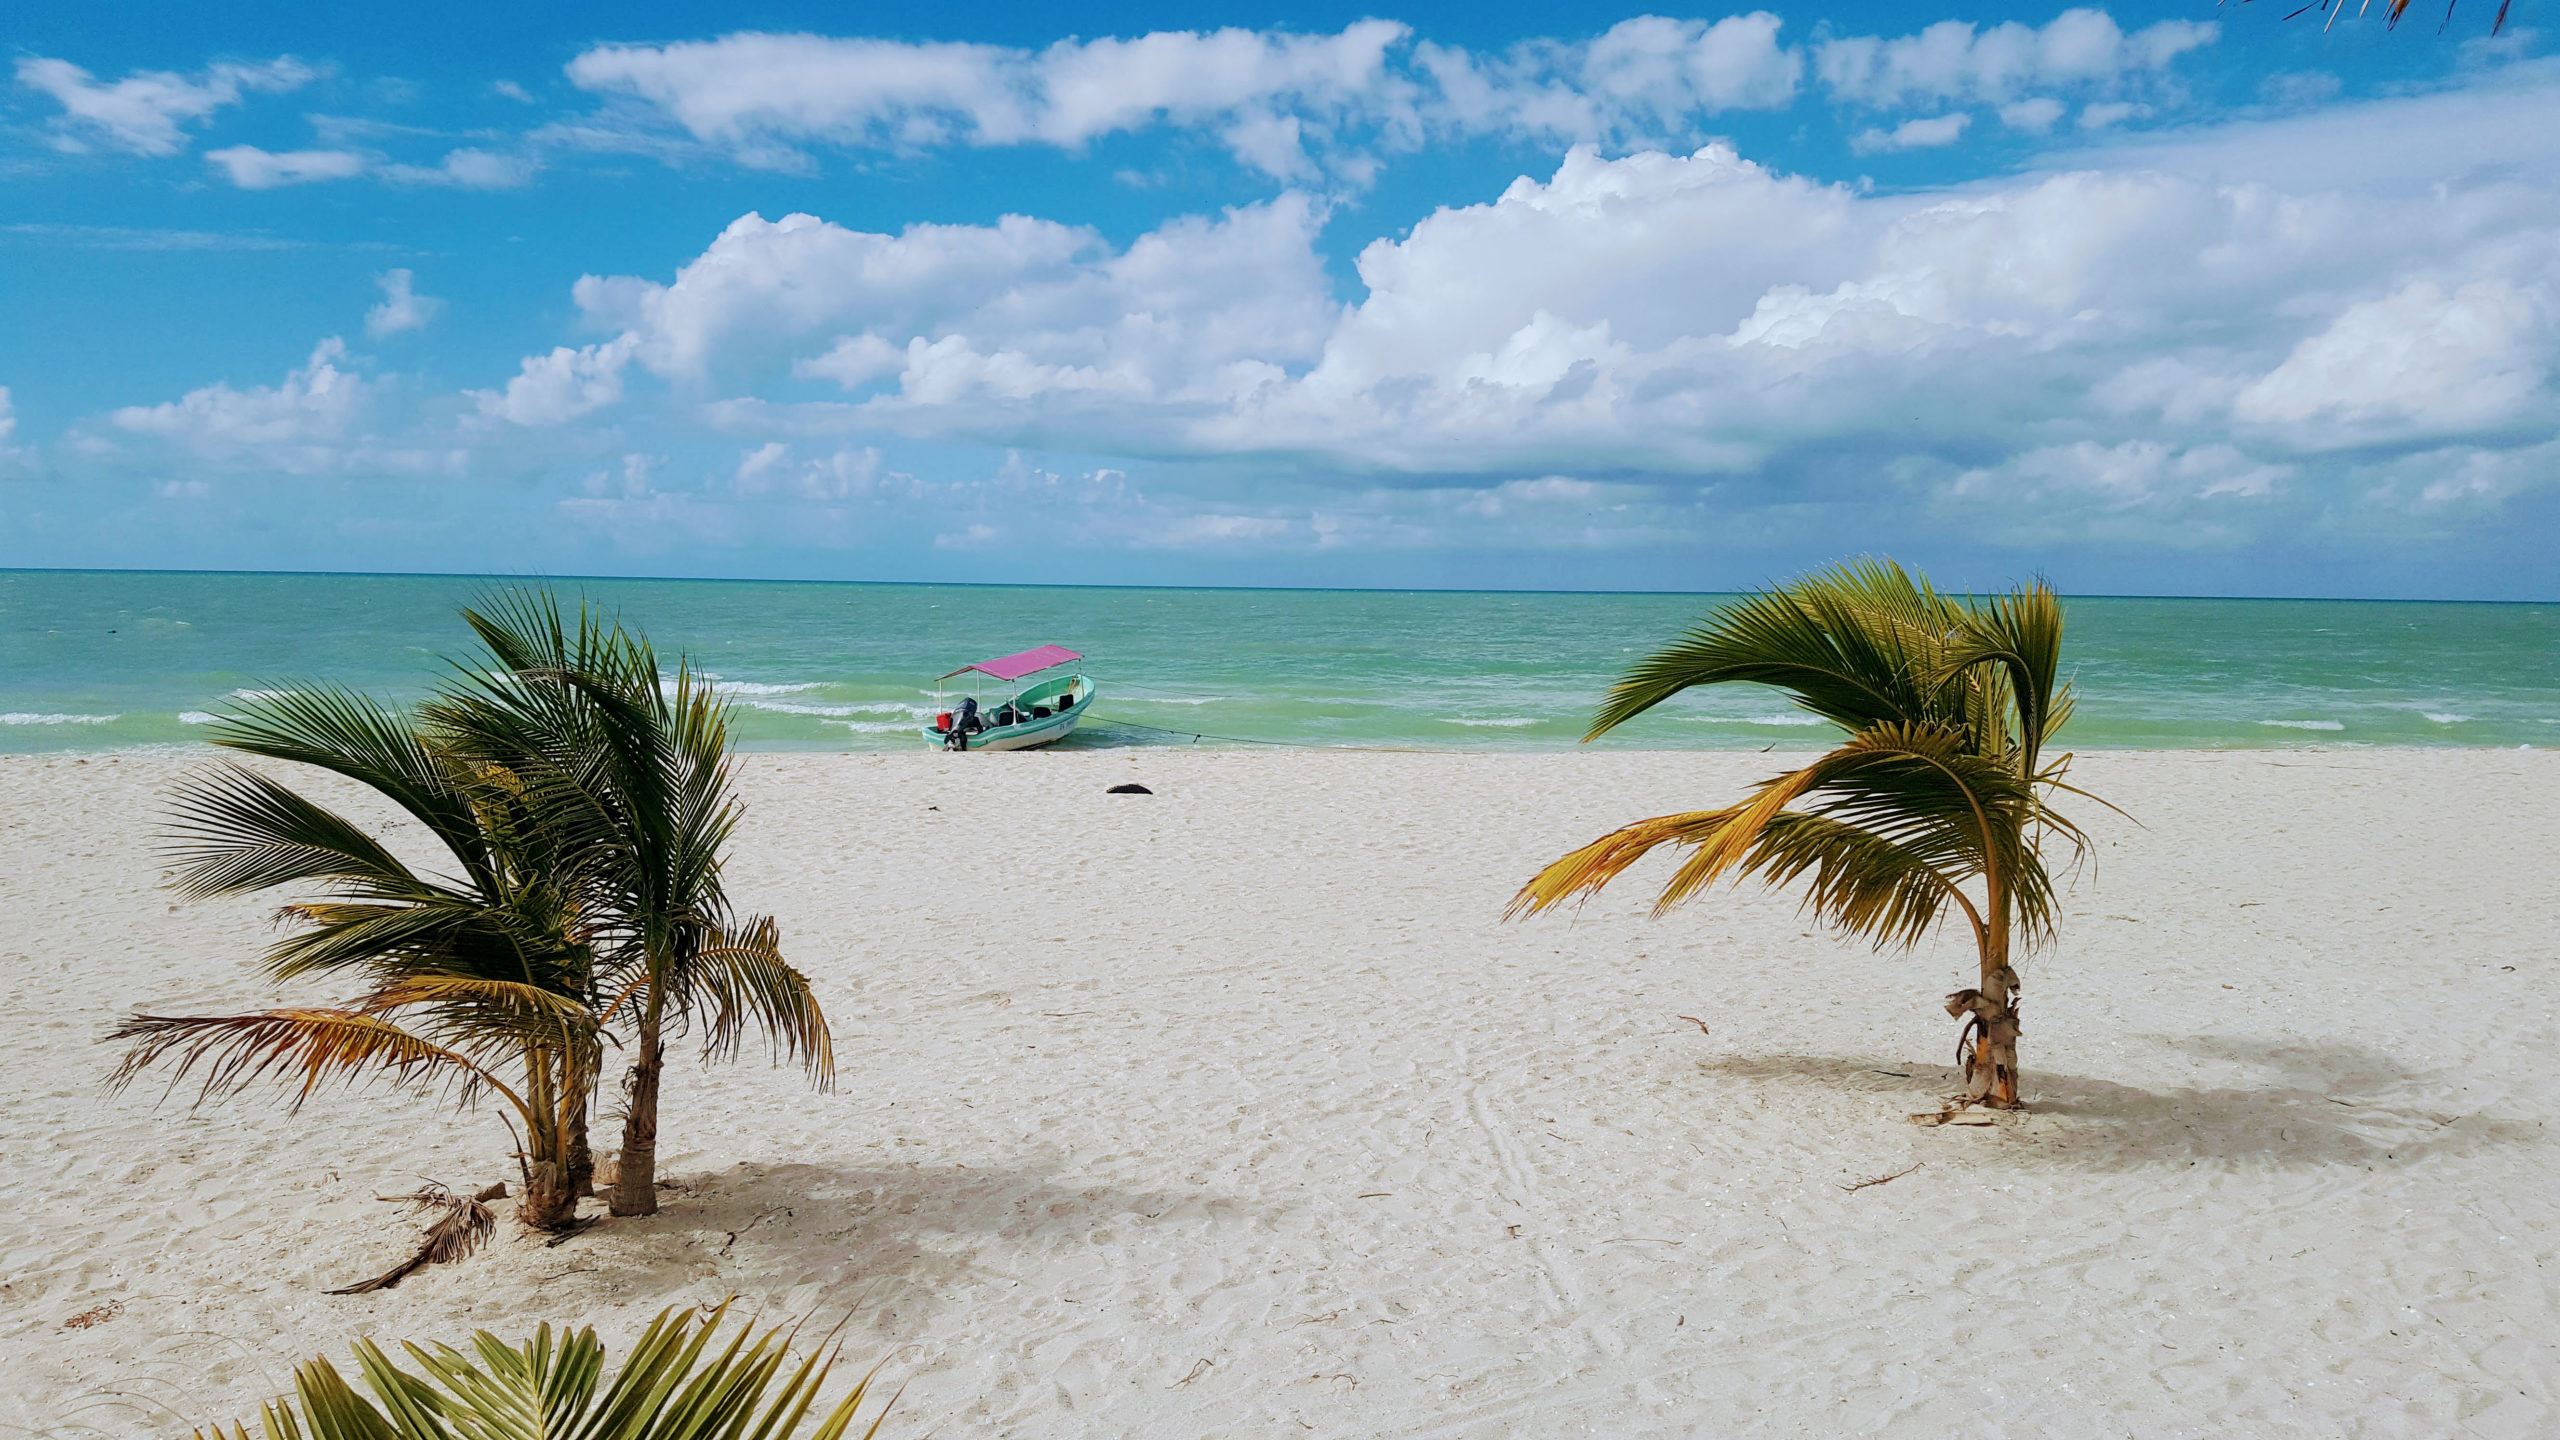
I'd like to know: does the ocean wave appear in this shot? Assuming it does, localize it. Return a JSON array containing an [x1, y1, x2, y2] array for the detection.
[[1439, 716, 1541, 728], [0, 712, 118, 725], [229, 688, 290, 702], [741, 699, 924, 718], [1687, 714, 1828, 727], [2259, 719, 2345, 731], [178, 711, 221, 725], [836, 720, 919, 734], [1132, 696, 1223, 706], [2423, 712, 2471, 724], [712, 680, 823, 696]]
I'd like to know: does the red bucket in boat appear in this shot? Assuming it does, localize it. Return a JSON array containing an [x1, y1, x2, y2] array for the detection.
[[935, 712, 953, 732]]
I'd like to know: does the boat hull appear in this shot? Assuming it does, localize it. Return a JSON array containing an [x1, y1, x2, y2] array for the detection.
[[921, 676, 1093, 751], [952, 711, 1081, 750]]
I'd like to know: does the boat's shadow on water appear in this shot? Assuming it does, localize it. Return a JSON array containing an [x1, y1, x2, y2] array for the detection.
[[1696, 1036, 2535, 1172], [567, 1159, 1236, 1328]]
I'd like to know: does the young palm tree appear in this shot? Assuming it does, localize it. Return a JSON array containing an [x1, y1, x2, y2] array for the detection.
[[1509, 560, 2100, 1109], [110, 689, 603, 1227], [197, 1300, 893, 1440], [432, 589, 834, 1217]]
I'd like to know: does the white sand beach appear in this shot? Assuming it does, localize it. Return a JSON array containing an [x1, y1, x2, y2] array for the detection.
[[3, 746, 2555, 1437]]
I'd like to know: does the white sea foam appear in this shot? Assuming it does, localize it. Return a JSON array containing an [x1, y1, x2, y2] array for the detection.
[[0, 712, 118, 725], [836, 720, 918, 734], [2423, 713, 2471, 724], [1440, 717, 1540, 728], [1688, 714, 1827, 727], [178, 711, 220, 725], [2259, 719, 2345, 731], [1133, 696, 1223, 706], [742, 699, 923, 718], [228, 689, 290, 702], [712, 680, 823, 696]]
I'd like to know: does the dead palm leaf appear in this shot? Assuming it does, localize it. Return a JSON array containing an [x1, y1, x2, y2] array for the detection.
[[325, 1184, 499, 1295]]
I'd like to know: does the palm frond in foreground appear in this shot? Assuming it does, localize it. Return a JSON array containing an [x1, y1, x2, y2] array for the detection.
[[1511, 559, 2101, 1110], [191, 1300, 894, 1440]]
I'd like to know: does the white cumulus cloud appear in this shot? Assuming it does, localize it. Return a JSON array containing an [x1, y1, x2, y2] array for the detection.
[[365, 270, 444, 338], [1816, 9, 2213, 110], [566, 22, 1413, 179], [110, 338, 399, 473], [15, 55, 313, 155], [472, 335, 640, 426], [1850, 113, 1971, 153], [567, 192, 1337, 407], [2235, 278, 2551, 434], [206, 144, 537, 190], [205, 145, 368, 189], [563, 15, 1820, 180], [1944, 441, 2292, 546], [1414, 12, 1802, 144], [525, 60, 2560, 552]]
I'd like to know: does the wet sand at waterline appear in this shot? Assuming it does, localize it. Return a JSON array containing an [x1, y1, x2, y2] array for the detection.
[[3, 748, 2555, 1436]]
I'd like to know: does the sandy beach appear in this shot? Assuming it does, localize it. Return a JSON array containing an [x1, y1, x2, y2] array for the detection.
[[3, 745, 2555, 1437]]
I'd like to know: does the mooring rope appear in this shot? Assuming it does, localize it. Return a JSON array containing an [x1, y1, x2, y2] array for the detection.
[[1081, 715, 1300, 746]]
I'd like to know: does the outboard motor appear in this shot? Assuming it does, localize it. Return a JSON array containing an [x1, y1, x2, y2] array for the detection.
[[944, 695, 979, 751]]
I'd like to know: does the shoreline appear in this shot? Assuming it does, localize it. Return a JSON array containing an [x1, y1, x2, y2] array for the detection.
[[5, 747, 2555, 1434], [0, 735, 2547, 759]]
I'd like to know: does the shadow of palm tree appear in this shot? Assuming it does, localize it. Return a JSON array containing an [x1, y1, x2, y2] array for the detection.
[[549, 1158, 1240, 1329], [1695, 1038, 2530, 1172]]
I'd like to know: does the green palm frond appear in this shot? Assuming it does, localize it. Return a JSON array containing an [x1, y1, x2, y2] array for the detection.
[[439, 587, 823, 1062], [1732, 811, 1974, 951], [1521, 559, 2100, 979], [194, 686, 498, 890], [1586, 558, 1972, 740], [1935, 580, 2070, 767], [260, 901, 537, 983], [165, 764, 440, 904], [685, 918, 836, 1084], [198, 1302, 894, 1440]]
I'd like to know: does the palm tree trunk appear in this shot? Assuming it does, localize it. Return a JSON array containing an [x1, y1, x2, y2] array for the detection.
[[518, 1046, 581, 1229], [567, 1092, 595, 1197], [609, 1006, 663, 1217], [1948, 925, 2023, 1108], [1972, 963, 2022, 1108], [522, 1157, 580, 1229]]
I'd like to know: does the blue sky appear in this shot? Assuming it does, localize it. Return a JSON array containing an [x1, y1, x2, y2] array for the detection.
[[3, 1, 2554, 596]]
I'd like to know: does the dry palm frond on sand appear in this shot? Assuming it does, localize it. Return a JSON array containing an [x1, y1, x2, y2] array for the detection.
[[325, 1183, 502, 1295]]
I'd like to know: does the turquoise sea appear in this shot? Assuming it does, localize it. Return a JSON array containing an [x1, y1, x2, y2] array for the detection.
[[2, 569, 2555, 754]]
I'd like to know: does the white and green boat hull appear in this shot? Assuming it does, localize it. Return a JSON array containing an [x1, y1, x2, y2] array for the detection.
[[922, 674, 1094, 751]]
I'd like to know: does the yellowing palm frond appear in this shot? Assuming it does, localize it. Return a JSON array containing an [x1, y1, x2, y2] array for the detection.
[[1507, 805, 1747, 920], [108, 1008, 518, 1115]]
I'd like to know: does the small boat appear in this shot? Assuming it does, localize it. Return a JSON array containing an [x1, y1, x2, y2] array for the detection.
[[922, 644, 1095, 751]]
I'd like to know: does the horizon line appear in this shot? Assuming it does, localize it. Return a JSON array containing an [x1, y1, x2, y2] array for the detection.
[[1, 564, 2552, 607]]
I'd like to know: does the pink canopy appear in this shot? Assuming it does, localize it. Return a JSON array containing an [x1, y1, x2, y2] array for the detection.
[[942, 644, 1082, 682]]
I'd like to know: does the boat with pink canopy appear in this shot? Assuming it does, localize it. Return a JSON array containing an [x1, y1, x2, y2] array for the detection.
[[922, 644, 1094, 750]]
